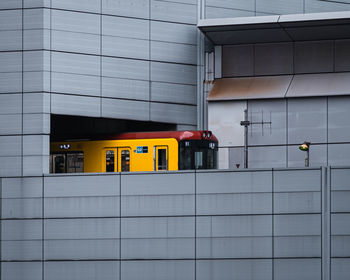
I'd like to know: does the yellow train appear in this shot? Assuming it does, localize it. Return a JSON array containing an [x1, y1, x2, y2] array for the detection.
[[50, 131, 218, 173]]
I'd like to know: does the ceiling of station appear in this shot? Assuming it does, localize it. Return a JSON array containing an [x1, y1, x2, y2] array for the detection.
[[198, 11, 350, 45]]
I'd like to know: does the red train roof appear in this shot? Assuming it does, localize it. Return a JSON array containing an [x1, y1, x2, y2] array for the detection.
[[105, 130, 218, 142]]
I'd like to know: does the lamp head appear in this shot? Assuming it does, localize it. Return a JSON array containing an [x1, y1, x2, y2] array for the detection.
[[299, 141, 310, 151]]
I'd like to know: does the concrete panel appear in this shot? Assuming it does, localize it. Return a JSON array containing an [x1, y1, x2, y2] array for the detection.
[[229, 147, 244, 169], [151, 0, 196, 24], [197, 193, 272, 215], [52, 52, 100, 76], [23, 135, 49, 156], [0, 72, 22, 93], [51, 0, 101, 13], [274, 236, 321, 257], [151, 41, 197, 64], [2, 220, 42, 240], [2, 198, 42, 219], [52, 30, 100, 55], [305, 0, 348, 13], [288, 144, 327, 168], [51, 10, 100, 34], [328, 96, 350, 142], [206, 0, 255, 10], [197, 215, 272, 237], [328, 144, 350, 166], [331, 168, 350, 191], [294, 41, 334, 74], [150, 102, 196, 125], [256, 0, 304, 14], [1, 177, 42, 198], [248, 99, 286, 145], [197, 170, 272, 193], [151, 21, 197, 45], [274, 192, 321, 214], [23, 71, 50, 92], [102, 56, 149, 80], [45, 196, 119, 218], [208, 101, 246, 147], [0, 156, 22, 177], [122, 194, 194, 217], [0, 0, 22, 9], [24, 0, 50, 8], [0, 136, 23, 156], [331, 258, 350, 280], [45, 218, 119, 239], [197, 236, 272, 258], [205, 7, 255, 19], [102, 35, 149, 60], [23, 51, 50, 72], [23, 113, 50, 134], [222, 44, 254, 77], [332, 213, 350, 235], [122, 260, 194, 280], [151, 61, 197, 85], [23, 155, 49, 176], [287, 73, 350, 97], [0, 94, 22, 114], [102, 15, 149, 39], [23, 92, 51, 114], [0, 30, 21, 51], [0, 52, 22, 72], [274, 259, 321, 280], [287, 97, 327, 144], [45, 261, 119, 280], [44, 239, 119, 260], [51, 72, 100, 96], [197, 259, 272, 280], [1, 262, 42, 280], [255, 42, 293, 75], [1, 240, 42, 261], [102, 98, 149, 121], [24, 8, 50, 30], [335, 39, 350, 71], [0, 10, 21, 31], [102, 77, 149, 100], [274, 214, 321, 236], [0, 114, 22, 135], [44, 175, 119, 197], [122, 217, 194, 238], [248, 146, 287, 168], [102, 0, 149, 19], [23, 29, 50, 50], [151, 82, 196, 105], [122, 238, 194, 259], [51, 94, 101, 117], [332, 236, 350, 257]]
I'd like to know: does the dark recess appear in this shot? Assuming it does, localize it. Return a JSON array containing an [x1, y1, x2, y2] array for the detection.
[[51, 114, 176, 141]]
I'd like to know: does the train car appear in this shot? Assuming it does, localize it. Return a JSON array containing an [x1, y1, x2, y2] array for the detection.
[[50, 130, 218, 173]]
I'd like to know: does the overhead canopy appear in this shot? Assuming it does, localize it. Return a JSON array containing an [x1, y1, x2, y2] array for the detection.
[[198, 11, 350, 44], [208, 72, 350, 101]]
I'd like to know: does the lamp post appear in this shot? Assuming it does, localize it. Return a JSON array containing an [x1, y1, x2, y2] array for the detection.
[[299, 141, 310, 167]]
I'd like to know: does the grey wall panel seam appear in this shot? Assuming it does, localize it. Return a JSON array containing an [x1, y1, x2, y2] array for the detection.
[[42, 174, 44, 280], [100, 0, 102, 118], [21, 0, 24, 177], [0, 177, 2, 280], [149, 0, 151, 121]]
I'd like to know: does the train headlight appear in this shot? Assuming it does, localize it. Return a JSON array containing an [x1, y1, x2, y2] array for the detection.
[[202, 131, 206, 138], [207, 131, 212, 138]]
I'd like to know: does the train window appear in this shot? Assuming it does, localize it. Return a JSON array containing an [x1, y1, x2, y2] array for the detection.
[[121, 149, 130, 172], [157, 149, 167, 170], [195, 151, 203, 169], [67, 153, 84, 173], [106, 150, 115, 172], [52, 154, 66, 173]]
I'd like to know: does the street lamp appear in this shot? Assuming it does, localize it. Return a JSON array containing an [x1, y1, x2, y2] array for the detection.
[[299, 141, 310, 167]]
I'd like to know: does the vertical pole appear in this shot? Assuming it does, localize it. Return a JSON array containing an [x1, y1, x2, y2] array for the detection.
[[244, 109, 248, 169], [306, 149, 310, 167]]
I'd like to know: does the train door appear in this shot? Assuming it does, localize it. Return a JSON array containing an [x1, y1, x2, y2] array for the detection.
[[117, 147, 131, 172], [154, 145, 168, 171], [104, 147, 131, 172]]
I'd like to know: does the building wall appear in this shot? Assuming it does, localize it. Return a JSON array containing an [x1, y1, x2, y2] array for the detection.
[[1, 167, 347, 280], [0, 0, 199, 177]]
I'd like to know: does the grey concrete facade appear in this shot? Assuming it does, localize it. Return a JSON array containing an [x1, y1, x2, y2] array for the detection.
[[1, 167, 349, 280]]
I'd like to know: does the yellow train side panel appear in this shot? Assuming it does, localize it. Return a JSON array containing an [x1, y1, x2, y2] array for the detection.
[[51, 138, 179, 173]]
